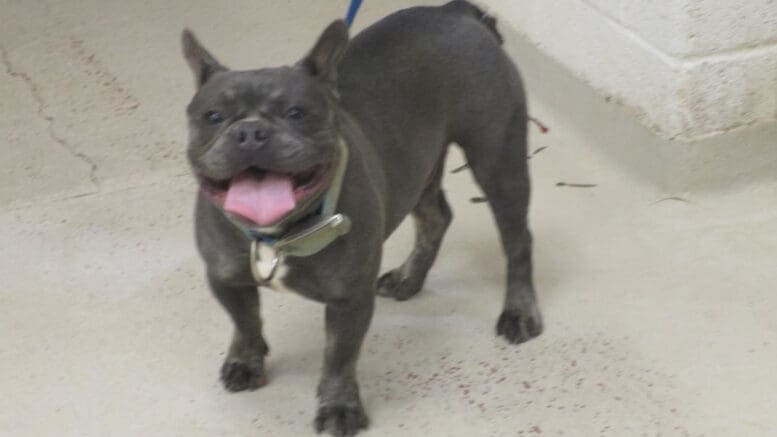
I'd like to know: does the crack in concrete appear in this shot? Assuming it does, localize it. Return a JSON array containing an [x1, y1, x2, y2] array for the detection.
[[0, 43, 101, 189]]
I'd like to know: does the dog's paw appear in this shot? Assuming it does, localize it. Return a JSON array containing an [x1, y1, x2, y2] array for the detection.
[[376, 269, 420, 301], [496, 305, 543, 344], [220, 359, 267, 392], [314, 404, 369, 436]]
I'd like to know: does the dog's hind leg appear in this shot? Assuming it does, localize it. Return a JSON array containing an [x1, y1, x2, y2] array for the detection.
[[459, 110, 542, 344], [377, 157, 452, 301]]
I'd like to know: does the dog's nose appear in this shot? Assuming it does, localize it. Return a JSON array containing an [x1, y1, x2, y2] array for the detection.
[[233, 121, 272, 148]]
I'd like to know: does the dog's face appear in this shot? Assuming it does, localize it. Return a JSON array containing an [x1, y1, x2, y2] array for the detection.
[[182, 21, 348, 227]]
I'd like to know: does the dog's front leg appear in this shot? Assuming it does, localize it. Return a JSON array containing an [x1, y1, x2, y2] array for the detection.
[[313, 290, 374, 436], [208, 275, 269, 392]]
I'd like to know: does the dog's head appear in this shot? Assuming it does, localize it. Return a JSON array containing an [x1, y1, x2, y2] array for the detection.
[[182, 21, 348, 227]]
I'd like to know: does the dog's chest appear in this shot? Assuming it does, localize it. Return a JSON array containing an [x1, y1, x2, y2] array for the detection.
[[260, 258, 331, 302], [252, 240, 337, 301], [264, 262, 295, 293]]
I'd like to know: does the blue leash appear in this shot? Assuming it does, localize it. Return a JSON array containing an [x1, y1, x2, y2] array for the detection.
[[344, 0, 363, 27]]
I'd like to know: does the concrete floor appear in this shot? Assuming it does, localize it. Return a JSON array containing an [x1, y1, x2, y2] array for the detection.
[[2, 1, 776, 436]]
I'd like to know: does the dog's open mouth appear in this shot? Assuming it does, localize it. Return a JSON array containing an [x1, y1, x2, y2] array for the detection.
[[198, 164, 332, 227]]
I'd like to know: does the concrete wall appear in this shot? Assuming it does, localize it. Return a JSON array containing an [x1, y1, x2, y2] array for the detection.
[[479, 0, 777, 142]]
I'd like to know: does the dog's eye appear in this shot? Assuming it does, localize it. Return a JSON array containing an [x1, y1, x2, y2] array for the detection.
[[203, 110, 224, 125], [284, 107, 306, 121]]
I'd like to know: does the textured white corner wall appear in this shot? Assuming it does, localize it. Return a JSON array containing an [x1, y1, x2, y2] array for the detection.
[[479, 0, 777, 142]]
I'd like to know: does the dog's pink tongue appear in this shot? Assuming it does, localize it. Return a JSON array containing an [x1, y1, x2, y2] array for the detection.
[[223, 172, 296, 226]]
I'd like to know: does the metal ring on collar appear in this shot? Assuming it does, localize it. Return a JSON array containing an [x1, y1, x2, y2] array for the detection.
[[250, 239, 282, 284]]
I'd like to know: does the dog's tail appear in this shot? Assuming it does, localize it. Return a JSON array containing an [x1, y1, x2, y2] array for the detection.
[[442, 0, 503, 44]]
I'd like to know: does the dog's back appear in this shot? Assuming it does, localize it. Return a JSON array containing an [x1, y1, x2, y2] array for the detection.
[[337, 1, 526, 235]]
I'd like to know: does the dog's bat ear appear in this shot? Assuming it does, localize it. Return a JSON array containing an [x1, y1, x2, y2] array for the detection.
[[299, 20, 349, 84], [182, 29, 227, 88]]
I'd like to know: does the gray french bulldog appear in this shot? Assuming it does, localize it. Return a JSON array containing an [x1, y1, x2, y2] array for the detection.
[[182, 1, 542, 435]]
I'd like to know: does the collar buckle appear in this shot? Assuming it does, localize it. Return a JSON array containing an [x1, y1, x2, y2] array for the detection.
[[248, 214, 351, 284]]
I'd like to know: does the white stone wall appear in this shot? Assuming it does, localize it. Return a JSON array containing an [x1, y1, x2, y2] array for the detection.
[[479, 0, 777, 142]]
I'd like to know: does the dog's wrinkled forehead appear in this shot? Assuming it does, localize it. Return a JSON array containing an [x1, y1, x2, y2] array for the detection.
[[187, 67, 329, 116]]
